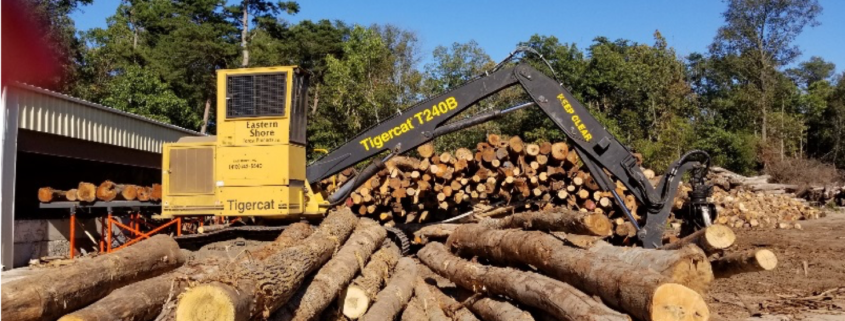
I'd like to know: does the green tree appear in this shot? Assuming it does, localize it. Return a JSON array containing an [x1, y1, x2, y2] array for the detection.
[[102, 65, 192, 125], [787, 56, 836, 88], [223, 0, 299, 67], [310, 25, 419, 152], [709, 0, 822, 144], [421, 40, 500, 151]]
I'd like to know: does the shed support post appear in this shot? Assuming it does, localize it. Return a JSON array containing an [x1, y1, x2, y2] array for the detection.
[[1, 87, 19, 269]]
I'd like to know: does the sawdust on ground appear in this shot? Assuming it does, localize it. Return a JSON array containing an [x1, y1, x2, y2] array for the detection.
[[708, 209, 845, 320]]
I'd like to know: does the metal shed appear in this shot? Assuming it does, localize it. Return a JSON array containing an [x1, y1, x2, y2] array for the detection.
[[1, 83, 201, 268]]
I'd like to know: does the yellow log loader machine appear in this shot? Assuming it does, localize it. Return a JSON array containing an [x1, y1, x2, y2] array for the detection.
[[160, 48, 716, 249]]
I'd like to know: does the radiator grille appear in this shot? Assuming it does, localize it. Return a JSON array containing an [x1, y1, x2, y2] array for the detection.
[[227, 73, 286, 118], [169, 147, 214, 194]]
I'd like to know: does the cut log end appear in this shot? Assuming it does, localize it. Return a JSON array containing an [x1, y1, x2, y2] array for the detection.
[[703, 224, 737, 250], [176, 284, 244, 321], [712, 249, 778, 278], [583, 213, 612, 236], [342, 286, 369, 319], [651, 283, 710, 321]]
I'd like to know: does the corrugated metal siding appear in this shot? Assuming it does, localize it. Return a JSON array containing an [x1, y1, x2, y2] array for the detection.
[[10, 84, 201, 153]]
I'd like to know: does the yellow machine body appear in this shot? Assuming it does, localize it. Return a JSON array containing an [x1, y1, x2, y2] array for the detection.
[[161, 66, 325, 219]]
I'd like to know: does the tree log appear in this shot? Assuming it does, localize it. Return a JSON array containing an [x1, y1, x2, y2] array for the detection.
[[414, 278, 451, 321], [589, 242, 713, 294], [38, 187, 69, 203], [480, 209, 612, 236], [342, 243, 401, 319], [401, 297, 427, 321], [95, 181, 133, 202], [60, 257, 227, 321], [174, 209, 357, 321], [711, 250, 777, 278], [93, 223, 315, 321], [253, 222, 316, 260], [460, 294, 535, 321], [2, 235, 185, 321], [277, 218, 387, 321], [412, 223, 460, 244], [426, 285, 479, 321], [418, 242, 629, 321], [447, 225, 709, 321], [360, 258, 417, 321], [662, 225, 736, 255], [66, 189, 79, 201], [77, 182, 97, 202], [418, 143, 435, 158]]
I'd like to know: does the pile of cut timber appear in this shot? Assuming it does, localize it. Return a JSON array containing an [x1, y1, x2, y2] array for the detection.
[[38, 181, 162, 203], [708, 166, 843, 206], [321, 135, 645, 233], [2, 207, 780, 321], [673, 181, 824, 230]]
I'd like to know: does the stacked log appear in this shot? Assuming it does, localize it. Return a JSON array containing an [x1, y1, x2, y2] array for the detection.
[[320, 135, 642, 238], [2, 235, 185, 321], [672, 183, 823, 230], [4, 208, 787, 321], [38, 181, 161, 203]]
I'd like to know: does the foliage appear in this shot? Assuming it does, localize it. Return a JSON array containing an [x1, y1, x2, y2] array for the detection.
[[48, 0, 840, 177], [101, 65, 196, 126]]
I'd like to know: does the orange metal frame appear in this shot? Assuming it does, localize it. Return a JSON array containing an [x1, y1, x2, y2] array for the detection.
[[102, 212, 182, 253], [66, 212, 238, 258]]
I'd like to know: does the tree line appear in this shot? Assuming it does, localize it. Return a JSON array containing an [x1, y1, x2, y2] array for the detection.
[[17, 0, 845, 176]]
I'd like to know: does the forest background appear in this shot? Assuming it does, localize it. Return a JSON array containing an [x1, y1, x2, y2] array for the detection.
[[9, 0, 845, 182]]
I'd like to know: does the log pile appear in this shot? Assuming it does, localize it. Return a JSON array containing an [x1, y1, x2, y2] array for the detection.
[[708, 166, 842, 207], [38, 181, 162, 203], [321, 135, 644, 238], [672, 183, 823, 230], [2, 205, 786, 321]]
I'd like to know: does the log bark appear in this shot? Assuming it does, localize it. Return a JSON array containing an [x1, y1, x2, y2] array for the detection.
[[426, 284, 479, 321], [480, 209, 612, 236], [412, 223, 460, 244], [414, 278, 451, 321], [401, 297, 427, 321], [360, 258, 417, 321], [711, 250, 778, 278], [589, 241, 714, 294], [461, 294, 535, 321], [174, 209, 357, 321], [446, 225, 709, 321], [253, 222, 316, 260], [342, 243, 401, 319], [662, 225, 736, 255], [2, 235, 185, 321], [96, 181, 137, 202], [72, 222, 315, 321], [59, 257, 226, 321], [277, 218, 387, 321], [418, 242, 629, 321]]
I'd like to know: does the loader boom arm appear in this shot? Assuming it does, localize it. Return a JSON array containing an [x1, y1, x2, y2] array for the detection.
[[306, 63, 708, 248]]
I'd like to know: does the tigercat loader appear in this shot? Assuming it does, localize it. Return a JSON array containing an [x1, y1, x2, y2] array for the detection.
[[160, 49, 716, 248]]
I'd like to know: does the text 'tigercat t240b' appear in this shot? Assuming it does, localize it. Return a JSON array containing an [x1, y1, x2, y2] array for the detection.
[[160, 48, 716, 248]]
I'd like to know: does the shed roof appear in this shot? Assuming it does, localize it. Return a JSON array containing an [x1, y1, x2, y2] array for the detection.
[[7, 83, 203, 154]]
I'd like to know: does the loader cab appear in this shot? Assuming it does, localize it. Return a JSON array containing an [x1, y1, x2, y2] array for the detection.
[[161, 66, 323, 219]]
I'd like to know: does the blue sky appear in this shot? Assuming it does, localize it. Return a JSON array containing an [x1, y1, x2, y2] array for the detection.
[[72, 0, 844, 73]]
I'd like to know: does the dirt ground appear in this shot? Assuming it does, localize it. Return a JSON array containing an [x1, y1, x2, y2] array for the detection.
[[708, 209, 845, 321]]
